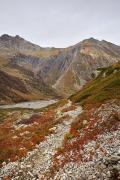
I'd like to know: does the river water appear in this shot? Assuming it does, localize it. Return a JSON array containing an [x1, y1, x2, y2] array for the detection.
[[0, 99, 57, 109]]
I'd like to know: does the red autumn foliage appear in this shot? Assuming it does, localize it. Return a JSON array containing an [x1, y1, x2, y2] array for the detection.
[[61, 105, 76, 113], [0, 109, 57, 165], [50, 102, 120, 174]]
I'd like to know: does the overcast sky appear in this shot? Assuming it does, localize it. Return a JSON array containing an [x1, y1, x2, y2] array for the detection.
[[0, 0, 119, 47]]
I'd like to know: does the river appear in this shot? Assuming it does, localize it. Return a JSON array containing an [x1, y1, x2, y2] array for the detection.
[[0, 99, 58, 109]]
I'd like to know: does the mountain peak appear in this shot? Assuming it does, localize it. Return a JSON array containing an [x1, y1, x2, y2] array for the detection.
[[0, 34, 12, 41], [74, 37, 99, 49], [86, 37, 97, 41], [82, 37, 99, 44], [0, 34, 24, 41], [15, 35, 24, 40]]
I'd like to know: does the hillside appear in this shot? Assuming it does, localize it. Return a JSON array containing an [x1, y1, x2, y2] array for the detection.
[[0, 63, 120, 179], [48, 63, 120, 179], [48, 38, 120, 96], [9, 37, 120, 96], [70, 62, 120, 106], [0, 35, 120, 104], [0, 68, 58, 105], [0, 35, 61, 104]]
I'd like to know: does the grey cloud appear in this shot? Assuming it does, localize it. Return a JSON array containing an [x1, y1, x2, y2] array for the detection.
[[0, 0, 119, 47]]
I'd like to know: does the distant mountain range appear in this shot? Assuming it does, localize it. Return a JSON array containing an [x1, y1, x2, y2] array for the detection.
[[0, 34, 120, 104]]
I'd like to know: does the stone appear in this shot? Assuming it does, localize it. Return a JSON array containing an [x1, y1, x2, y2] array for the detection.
[[28, 171, 34, 177], [83, 120, 88, 125], [105, 156, 120, 165], [2, 162, 6, 166]]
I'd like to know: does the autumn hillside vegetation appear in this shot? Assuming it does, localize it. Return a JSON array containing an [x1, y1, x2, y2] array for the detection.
[[70, 62, 120, 107]]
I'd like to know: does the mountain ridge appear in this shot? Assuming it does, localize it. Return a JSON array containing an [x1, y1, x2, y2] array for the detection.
[[0, 34, 120, 104], [1, 34, 120, 49]]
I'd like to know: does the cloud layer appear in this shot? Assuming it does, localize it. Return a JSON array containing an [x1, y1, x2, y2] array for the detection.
[[0, 0, 119, 47]]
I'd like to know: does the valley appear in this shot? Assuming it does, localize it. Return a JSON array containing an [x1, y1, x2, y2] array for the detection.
[[0, 35, 120, 179], [0, 35, 120, 104]]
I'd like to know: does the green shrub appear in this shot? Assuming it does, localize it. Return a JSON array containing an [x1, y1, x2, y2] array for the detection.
[[65, 132, 74, 140]]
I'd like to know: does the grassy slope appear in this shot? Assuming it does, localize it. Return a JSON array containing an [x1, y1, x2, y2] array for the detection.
[[70, 62, 120, 106]]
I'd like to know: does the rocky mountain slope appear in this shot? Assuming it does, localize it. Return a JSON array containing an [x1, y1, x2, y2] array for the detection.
[[0, 34, 61, 58], [0, 63, 120, 179], [45, 38, 120, 96], [0, 35, 61, 104], [0, 69, 57, 105], [0, 34, 120, 104]]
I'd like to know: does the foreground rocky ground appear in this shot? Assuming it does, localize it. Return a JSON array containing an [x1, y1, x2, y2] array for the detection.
[[0, 100, 82, 179], [52, 128, 120, 180], [0, 100, 120, 179], [50, 100, 120, 180]]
